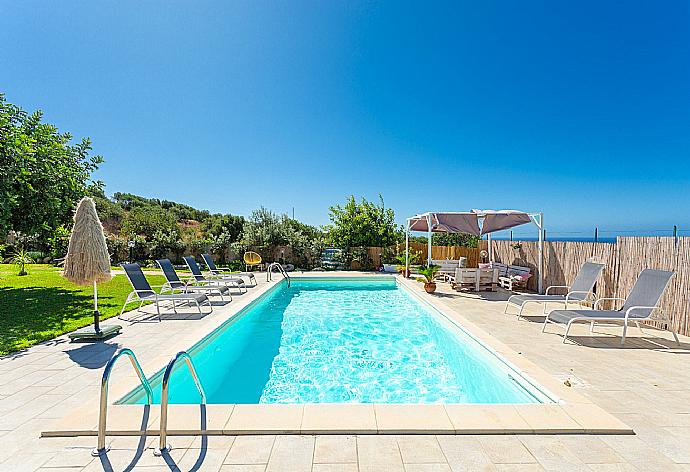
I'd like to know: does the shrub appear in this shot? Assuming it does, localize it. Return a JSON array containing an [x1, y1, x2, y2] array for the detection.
[[48, 225, 70, 259], [148, 229, 184, 260]]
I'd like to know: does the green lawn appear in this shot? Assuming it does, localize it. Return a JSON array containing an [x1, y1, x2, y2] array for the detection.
[[0, 264, 165, 356]]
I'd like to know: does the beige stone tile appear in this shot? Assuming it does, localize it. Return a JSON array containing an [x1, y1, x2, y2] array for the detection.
[[396, 435, 446, 463], [189, 434, 236, 449], [494, 465, 546, 472], [0, 452, 56, 471], [36, 467, 83, 472], [165, 404, 234, 434], [560, 403, 632, 434], [265, 435, 314, 472], [374, 405, 453, 433], [557, 435, 624, 464], [224, 435, 276, 464], [587, 465, 639, 472], [477, 435, 537, 464], [314, 435, 357, 463], [360, 465, 405, 472], [436, 435, 496, 471], [225, 404, 303, 434], [313, 464, 359, 472], [177, 447, 229, 471], [219, 466, 267, 472], [404, 465, 453, 472], [600, 435, 680, 469], [513, 404, 584, 433], [357, 435, 403, 466], [519, 435, 589, 471], [302, 404, 377, 433], [445, 404, 532, 433]]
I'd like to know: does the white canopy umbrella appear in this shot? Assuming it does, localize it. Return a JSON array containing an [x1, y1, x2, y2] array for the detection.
[[405, 210, 545, 293], [63, 197, 122, 339]]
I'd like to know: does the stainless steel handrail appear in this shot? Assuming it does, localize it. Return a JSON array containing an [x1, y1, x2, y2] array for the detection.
[[154, 351, 206, 456], [266, 262, 291, 287], [92, 348, 153, 456]]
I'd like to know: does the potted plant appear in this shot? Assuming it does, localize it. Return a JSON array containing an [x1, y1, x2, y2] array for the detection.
[[417, 264, 440, 293]]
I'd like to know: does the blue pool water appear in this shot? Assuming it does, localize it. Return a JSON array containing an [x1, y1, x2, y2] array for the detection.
[[121, 278, 548, 404]]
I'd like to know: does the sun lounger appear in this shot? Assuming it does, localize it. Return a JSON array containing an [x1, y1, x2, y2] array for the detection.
[[543, 269, 678, 345], [184, 256, 247, 294], [119, 263, 212, 321], [505, 262, 605, 319], [201, 253, 256, 285], [156, 258, 232, 301]]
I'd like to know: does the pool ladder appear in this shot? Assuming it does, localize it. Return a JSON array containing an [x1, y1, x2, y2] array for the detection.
[[266, 262, 291, 287], [93, 348, 206, 457]]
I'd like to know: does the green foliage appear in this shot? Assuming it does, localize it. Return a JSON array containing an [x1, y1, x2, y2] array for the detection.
[[0, 94, 103, 241], [201, 214, 244, 240], [148, 229, 184, 260], [10, 248, 34, 275], [113, 192, 211, 221], [326, 195, 402, 248], [48, 225, 70, 259], [120, 206, 179, 237], [431, 232, 480, 247], [417, 264, 440, 284], [106, 234, 129, 263]]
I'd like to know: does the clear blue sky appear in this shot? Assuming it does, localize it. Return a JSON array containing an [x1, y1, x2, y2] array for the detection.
[[2, 1, 689, 236]]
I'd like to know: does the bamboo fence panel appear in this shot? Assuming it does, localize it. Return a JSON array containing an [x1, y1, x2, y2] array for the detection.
[[544, 241, 618, 298], [672, 238, 690, 336]]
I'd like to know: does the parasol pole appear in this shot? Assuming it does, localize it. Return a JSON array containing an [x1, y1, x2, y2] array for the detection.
[[93, 280, 100, 333]]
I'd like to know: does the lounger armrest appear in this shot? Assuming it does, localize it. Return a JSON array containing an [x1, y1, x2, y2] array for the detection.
[[594, 297, 625, 310], [545, 285, 570, 295], [565, 290, 594, 302], [624, 305, 659, 319]]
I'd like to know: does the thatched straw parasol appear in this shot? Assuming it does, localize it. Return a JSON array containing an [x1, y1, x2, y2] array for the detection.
[[64, 197, 121, 339]]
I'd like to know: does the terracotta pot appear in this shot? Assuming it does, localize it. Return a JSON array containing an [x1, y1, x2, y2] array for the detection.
[[424, 282, 437, 294]]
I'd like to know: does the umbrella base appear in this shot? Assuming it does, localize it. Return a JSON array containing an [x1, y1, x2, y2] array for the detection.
[[68, 324, 122, 341]]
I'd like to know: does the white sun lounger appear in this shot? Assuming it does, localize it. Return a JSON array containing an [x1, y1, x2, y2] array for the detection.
[[543, 269, 677, 345]]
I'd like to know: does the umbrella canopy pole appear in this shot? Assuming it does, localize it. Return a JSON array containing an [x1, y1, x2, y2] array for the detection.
[[93, 280, 101, 333]]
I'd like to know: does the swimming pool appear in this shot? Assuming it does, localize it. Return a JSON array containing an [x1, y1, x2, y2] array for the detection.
[[120, 277, 553, 405]]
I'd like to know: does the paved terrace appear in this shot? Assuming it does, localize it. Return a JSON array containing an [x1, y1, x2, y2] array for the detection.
[[1, 272, 689, 471]]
